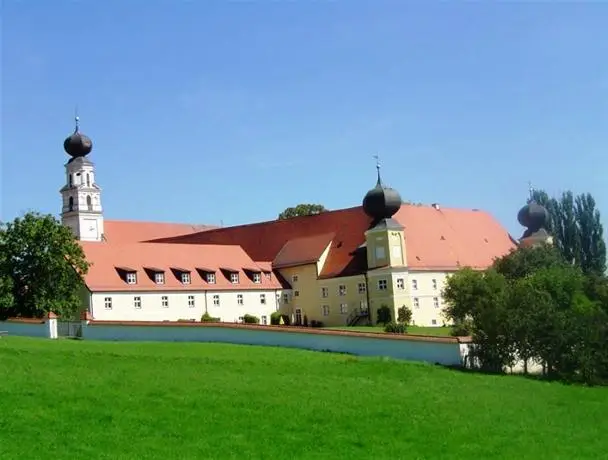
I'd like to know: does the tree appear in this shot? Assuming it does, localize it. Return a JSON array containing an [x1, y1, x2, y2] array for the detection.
[[0, 212, 90, 319], [531, 189, 606, 275], [0, 229, 14, 312], [278, 203, 328, 220], [397, 305, 412, 324], [493, 244, 567, 281]]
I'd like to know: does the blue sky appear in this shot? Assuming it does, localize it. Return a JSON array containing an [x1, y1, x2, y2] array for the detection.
[[2, 1, 606, 237]]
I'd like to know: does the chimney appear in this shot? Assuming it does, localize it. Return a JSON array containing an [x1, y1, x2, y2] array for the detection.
[[432, 203, 440, 210]]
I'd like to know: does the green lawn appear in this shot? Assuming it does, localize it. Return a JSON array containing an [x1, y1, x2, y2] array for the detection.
[[1, 337, 607, 459], [325, 325, 454, 336]]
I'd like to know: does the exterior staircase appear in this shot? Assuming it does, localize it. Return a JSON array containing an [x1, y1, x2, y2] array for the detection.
[[347, 308, 370, 327]]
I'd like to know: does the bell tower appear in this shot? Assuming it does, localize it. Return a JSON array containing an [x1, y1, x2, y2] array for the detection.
[[517, 183, 552, 248], [59, 116, 104, 242]]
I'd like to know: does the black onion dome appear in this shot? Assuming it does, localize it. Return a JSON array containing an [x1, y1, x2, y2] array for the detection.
[[517, 201, 548, 230], [64, 131, 93, 158], [362, 175, 402, 220]]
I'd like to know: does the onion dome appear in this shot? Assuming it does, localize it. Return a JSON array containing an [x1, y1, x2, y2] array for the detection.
[[63, 116, 93, 158], [517, 201, 548, 231], [362, 160, 402, 220]]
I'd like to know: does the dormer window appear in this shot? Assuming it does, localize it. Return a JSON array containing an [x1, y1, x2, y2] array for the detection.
[[116, 267, 138, 285], [230, 273, 239, 284], [155, 272, 165, 284], [181, 272, 191, 284], [126, 272, 137, 284], [253, 272, 261, 283], [206, 273, 216, 284]]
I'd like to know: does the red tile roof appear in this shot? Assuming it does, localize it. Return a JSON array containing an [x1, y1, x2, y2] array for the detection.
[[151, 204, 516, 278], [80, 242, 283, 292], [103, 220, 216, 244], [273, 233, 335, 268]]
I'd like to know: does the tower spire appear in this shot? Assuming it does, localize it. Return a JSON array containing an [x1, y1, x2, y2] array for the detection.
[[74, 106, 80, 133], [373, 154, 382, 187]]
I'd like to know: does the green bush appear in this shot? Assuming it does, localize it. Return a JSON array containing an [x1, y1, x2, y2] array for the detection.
[[201, 312, 220, 322], [243, 314, 260, 324], [384, 322, 407, 334], [397, 305, 412, 324], [310, 320, 324, 328], [270, 311, 282, 325], [376, 305, 392, 325], [303, 315, 309, 327]]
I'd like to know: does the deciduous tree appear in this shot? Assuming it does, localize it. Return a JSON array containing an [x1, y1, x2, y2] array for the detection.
[[278, 203, 328, 220], [0, 212, 90, 319]]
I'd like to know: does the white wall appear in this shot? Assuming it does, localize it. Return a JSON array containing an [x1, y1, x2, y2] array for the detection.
[[407, 271, 452, 327], [90, 289, 282, 324], [82, 322, 468, 366]]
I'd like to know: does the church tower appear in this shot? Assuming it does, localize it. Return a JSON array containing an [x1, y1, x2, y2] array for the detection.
[[517, 185, 553, 248], [59, 116, 104, 242]]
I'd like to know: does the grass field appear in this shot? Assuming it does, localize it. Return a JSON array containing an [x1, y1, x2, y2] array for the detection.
[[1, 338, 607, 459], [325, 325, 454, 336]]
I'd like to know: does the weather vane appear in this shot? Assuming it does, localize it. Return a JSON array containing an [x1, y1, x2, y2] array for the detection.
[[528, 180, 534, 200], [74, 105, 80, 132]]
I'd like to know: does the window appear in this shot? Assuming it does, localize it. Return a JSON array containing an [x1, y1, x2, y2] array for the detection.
[[432, 279, 438, 290], [206, 273, 216, 284], [69, 175, 73, 187], [261, 315, 268, 325], [86, 174, 91, 187], [292, 274, 299, 282], [294, 290, 300, 297], [161, 296, 169, 308], [104, 297, 112, 310], [431, 319, 437, 325], [230, 273, 239, 284], [358, 282, 366, 294], [375, 246, 386, 259], [413, 297, 420, 308], [188, 295, 195, 308], [155, 272, 165, 284], [396, 278, 404, 290], [237, 294, 244, 305], [213, 295, 220, 306], [86, 195, 92, 211], [378, 279, 388, 290], [340, 303, 348, 314], [283, 293, 290, 304], [433, 297, 439, 308], [321, 287, 328, 298], [260, 294, 266, 304], [321, 305, 330, 316], [338, 285, 346, 296], [360, 300, 368, 311], [181, 272, 191, 284], [411, 279, 418, 290], [133, 296, 141, 309], [253, 272, 261, 283], [391, 246, 402, 259], [68, 196, 74, 212], [126, 272, 137, 284]]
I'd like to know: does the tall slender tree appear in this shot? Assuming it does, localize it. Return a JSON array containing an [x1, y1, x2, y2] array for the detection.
[[531, 189, 606, 275]]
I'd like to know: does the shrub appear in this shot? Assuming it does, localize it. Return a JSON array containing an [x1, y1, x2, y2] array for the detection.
[[303, 315, 309, 327], [177, 318, 196, 323], [384, 322, 407, 334], [376, 305, 392, 325], [243, 314, 260, 324], [201, 312, 220, 322], [310, 320, 324, 328], [397, 305, 412, 324], [280, 314, 291, 326], [270, 311, 282, 325]]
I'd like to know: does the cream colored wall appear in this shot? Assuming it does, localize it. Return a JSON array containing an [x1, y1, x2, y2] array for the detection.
[[89, 289, 281, 324], [275, 264, 317, 324], [365, 227, 406, 270], [317, 275, 367, 326], [365, 269, 450, 327]]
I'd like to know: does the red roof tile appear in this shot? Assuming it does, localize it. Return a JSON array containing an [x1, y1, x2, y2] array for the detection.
[[150, 204, 516, 277], [103, 220, 216, 244], [80, 242, 282, 292], [273, 233, 335, 268]]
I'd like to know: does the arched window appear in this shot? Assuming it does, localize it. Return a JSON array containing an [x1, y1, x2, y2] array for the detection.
[[87, 195, 92, 211], [69, 175, 73, 187], [68, 197, 74, 211], [86, 174, 90, 187]]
